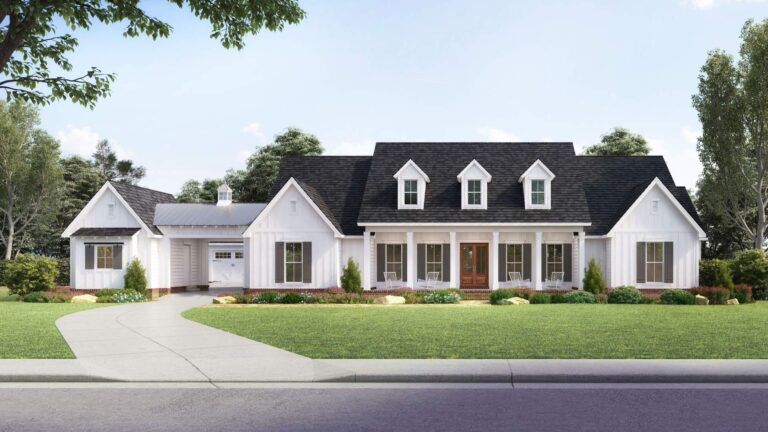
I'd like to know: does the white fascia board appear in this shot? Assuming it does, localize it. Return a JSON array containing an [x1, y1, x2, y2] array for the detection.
[[605, 177, 707, 239], [393, 159, 430, 183], [456, 159, 492, 182], [518, 159, 555, 183], [242, 177, 344, 238], [358, 222, 592, 227], [61, 182, 155, 238]]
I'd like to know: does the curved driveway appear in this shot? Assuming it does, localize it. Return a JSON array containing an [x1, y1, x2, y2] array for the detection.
[[55, 292, 350, 382]]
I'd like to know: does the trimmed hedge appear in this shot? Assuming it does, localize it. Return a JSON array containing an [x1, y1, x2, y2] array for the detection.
[[660, 289, 695, 305], [607, 286, 643, 304], [691, 286, 731, 305], [699, 259, 734, 291], [564, 291, 596, 304], [4, 254, 58, 295], [529, 293, 551, 304], [730, 249, 768, 300]]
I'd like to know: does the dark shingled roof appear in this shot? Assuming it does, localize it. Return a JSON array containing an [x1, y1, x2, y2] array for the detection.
[[72, 227, 141, 237], [357, 143, 592, 225], [577, 156, 703, 235], [110, 181, 176, 234], [270, 156, 373, 235]]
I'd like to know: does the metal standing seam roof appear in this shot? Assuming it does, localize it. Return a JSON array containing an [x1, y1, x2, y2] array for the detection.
[[153, 203, 266, 226]]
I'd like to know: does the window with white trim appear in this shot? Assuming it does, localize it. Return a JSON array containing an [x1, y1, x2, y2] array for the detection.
[[506, 244, 523, 275], [214, 251, 230, 259], [285, 242, 303, 283], [546, 244, 563, 277], [96, 245, 114, 269], [426, 244, 442, 276], [386, 244, 403, 279], [404, 180, 418, 205], [532, 180, 545, 205], [218, 191, 231, 201], [235, 252, 243, 259], [646, 242, 664, 283], [468, 180, 482, 205]]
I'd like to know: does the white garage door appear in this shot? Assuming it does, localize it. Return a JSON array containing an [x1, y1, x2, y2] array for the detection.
[[209, 244, 244, 286]]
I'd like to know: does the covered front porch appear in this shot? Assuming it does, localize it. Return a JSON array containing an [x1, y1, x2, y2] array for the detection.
[[360, 226, 587, 291]]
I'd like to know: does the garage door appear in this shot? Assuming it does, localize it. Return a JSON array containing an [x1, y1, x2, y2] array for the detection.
[[209, 244, 244, 286]]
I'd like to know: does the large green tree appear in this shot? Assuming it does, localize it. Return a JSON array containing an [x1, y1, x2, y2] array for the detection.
[[92, 139, 145, 184], [0, 100, 61, 259], [696, 175, 751, 258], [238, 128, 323, 202], [0, 1, 305, 107], [583, 127, 650, 156], [693, 18, 768, 249]]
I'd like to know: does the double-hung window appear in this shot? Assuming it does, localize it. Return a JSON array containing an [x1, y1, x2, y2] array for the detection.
[[285, 242, 303, 283], [468, 180, 482, 205], [545, 244, 563, 277], [96, 245, 114, 269], [532, 180, 545, 205], [646, 242, 664, 283], [386, 244, 403, 279], [506, 244, 523, 275], [404, 180, 418, 205], [426, 244, 442, 277]]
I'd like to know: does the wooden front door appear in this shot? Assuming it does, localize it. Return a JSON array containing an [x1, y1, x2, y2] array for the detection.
[[460, 243, 489, 288]]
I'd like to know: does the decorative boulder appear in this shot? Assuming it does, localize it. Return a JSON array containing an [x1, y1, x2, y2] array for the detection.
[[374, 295, 406, 305], [502, 296, 530, 305], [71, 294, 98, 304], [694, 295, 709, 305], [213, 296, 237, 305], [726, 298, 739, 305]]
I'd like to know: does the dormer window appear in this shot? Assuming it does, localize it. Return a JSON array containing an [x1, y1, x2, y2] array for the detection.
[[394, 160, 429, 210], [457, 160, 491, 210], [519, 160, 555, 210]]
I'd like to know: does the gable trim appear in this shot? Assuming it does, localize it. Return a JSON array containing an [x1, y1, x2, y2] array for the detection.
[[243, 178, 344, 238], [62, 182, 155, 238], [605, 177, 706, 239], [393, 159, 431, 183], [518, 159, 555, 183], [456, 159, 492, 182]]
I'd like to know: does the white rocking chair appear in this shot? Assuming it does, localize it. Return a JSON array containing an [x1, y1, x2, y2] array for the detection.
[[383, 272, 402, 290], [424, 271, 440, 290], [508, 271, 530, 289], [544, 272, 565, 290]]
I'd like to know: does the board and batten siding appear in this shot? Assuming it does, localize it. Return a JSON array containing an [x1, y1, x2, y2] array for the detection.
[[244, 184, 340, 289], [585, 238, 608, 286], [608, 184, 702, 288], [170, 239, 201, 287]]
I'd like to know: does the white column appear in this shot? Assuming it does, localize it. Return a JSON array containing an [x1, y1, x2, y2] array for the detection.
[[362, 231, 371, 290], [491, 231, 499, 290], [406, 231, 415, 288], [449, 231, 457, 288], [577, 231, 586, 290], [534, 231, 542, 290]]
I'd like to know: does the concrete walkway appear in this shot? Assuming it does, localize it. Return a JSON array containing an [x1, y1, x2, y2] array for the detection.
[[53, 292, 351, 382]]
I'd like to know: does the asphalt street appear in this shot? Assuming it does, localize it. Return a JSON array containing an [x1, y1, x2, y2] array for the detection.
[[0, 384, 765, 432]]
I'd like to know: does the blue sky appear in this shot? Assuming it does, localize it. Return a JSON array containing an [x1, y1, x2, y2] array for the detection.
[[39, 0, 768, 194]]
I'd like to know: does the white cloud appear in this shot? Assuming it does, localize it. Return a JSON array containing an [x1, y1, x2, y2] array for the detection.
[[683, 0, 767, 9], [56, 125, 132, 159], [242, 122, 266, 142], [477, 127, 520, 142]]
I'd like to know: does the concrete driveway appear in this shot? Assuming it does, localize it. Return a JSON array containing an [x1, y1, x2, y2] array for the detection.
[[55, 292, 350, 382]]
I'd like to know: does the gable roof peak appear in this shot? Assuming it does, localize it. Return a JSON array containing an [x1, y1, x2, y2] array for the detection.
[[393, 159, 430, 183], [518, 159, 555, 183], [457, 159, 492, 182]]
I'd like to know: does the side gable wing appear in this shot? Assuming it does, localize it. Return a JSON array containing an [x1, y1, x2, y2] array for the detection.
[[62, 182, 151, 237]]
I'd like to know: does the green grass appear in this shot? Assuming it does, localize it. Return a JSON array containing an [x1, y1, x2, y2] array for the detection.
[[0, 302, 105, 358], [183, 303, 768, 359], [0, 286, 18, 302]]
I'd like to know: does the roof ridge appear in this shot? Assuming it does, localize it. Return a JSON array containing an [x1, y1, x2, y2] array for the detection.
[[109, 180, 174, 197]]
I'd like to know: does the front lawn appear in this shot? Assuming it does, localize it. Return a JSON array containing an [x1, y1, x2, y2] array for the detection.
[[184, 303, 768, 359], [0, 302, 105, 359]]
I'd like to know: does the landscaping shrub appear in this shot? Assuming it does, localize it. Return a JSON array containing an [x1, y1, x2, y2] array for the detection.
[[699, 259, 734, 291], [550, 293, 566, 304], [607, 286, 643, 304], [110, 289, 145, 303], [529, 293, 551, 304], [5, 254, 58, 295], [22, 291, 47, 303], [660, 289, 695, 305], [94, 289, 123, 297], [124, 258, 147, 294], [490, 289, 521, 305], [401, 291, 424, 304], [340, 258, 363, 294], [317, 293, 373, 304], [691, 286, 731, 305], [730, 249, 768, 300], [56, 257, 70, 286], [734, 284, 753, 303], [582, 258, 606, 295], [424, 291, 461, 304], [564, 291, 596, 304], [642, 295, 661, 304], [96, 295, 114, 303], [232, 293, 251, 304], [252, 291, 281, 304], [433, 288, 465, 299], [595, 293, 608, 303], [279, 292, 313, 304]]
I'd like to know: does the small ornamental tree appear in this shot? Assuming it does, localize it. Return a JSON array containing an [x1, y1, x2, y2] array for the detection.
[[124, 258, 147, 294], [699, 259, 734, 291], [5, 254, 58, 295], [340, 257, 362, 294], [582, 258, 606, 295]]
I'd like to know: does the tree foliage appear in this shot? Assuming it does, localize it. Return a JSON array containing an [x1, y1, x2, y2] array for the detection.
[[0, 1, 305, 107], [92, 139, 145, 184], [0, 100, 61, 259], [124, 257, 147, 294], [4, 253, 58, 295], [340, 257, 362, 294], [582, 258, 606, 294], [693, 18, 768, 249], [583, 127, 650, 156]]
